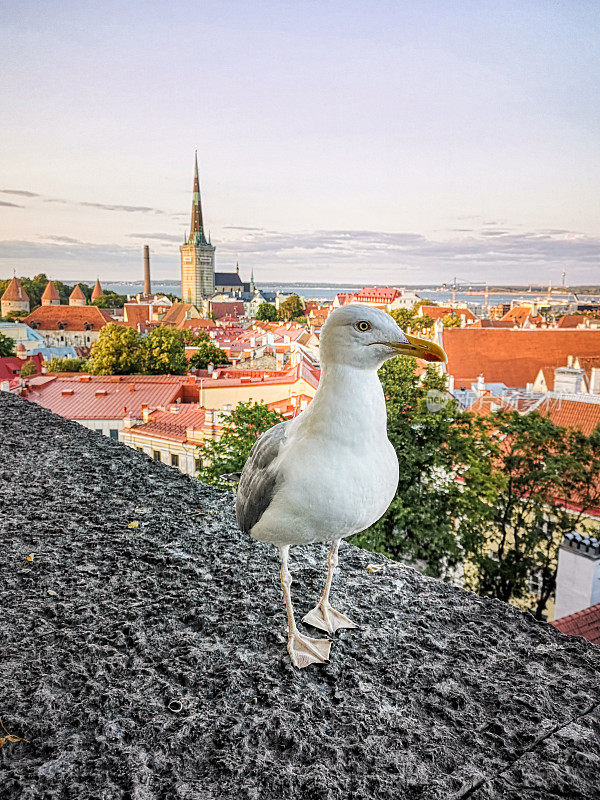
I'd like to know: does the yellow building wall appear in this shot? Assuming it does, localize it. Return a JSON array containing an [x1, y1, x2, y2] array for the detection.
[[200, 377, 317, 409]]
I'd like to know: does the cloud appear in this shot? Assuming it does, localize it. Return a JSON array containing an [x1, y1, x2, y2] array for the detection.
[[217, 226, 600, 279], [127, 232, 183, 242], [80, 202, 165, 214], [0, 239, 138, 262], [1, 225, 599, 284], [41, 235, 86, 244], [0, 200, 23, 207], [0, 189, 39, 197], [223, 225, 265, 231]]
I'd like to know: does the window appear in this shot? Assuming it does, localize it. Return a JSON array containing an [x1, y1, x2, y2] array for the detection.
[[171, 454, 179, 468], [109, 429, 118, 440], [95, 428, 102, 434], [153, 450, 162, 462], [135, 446, 144, 453]]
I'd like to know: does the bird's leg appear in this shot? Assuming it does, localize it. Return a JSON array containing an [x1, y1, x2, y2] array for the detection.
[[302, 539, 358, 634], [279, 545, 331, 669]]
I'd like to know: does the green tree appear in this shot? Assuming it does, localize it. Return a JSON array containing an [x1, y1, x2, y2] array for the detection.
[[187, 332, 230, 370], [389, 306, 435, 333], [350, 358, 493, 578], [0, 331, 16, 357], [19, 359, 37, 377], [442, 313, 462, 328], [142, 325, 188, 375], [88, 323, 144, 375], [197, 401, 284, 485], [278, 294, 304, 321], [256, 302, 278, 322], [43, 357, 89, 373], [461, 411, 600, 619], [92, 292, 127, 309]]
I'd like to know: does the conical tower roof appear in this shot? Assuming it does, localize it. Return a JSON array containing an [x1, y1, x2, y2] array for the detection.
[[41, 280, 60, 303], [91, 278, 104, 300], [188, 151, 208, 246], [1, 276, 29, 302], [69, 284, 86, 301], [69, 284, 87, 306]]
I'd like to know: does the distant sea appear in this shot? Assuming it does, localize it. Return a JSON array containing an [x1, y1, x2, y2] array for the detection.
[[101, 281, 598, 309]]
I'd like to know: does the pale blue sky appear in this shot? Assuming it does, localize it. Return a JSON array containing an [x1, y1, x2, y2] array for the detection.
[[1, 1, 599, 285]]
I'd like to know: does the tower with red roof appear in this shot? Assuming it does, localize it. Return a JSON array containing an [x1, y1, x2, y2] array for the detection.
[[69, 284, 87, 307], [1, 276, 30, 317], [41, 280, 60, 306]]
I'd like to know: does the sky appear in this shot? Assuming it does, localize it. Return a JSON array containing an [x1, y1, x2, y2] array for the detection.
[[1, 0, 599, 286]]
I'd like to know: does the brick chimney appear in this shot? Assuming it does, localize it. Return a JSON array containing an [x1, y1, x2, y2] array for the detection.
[[554, 533, 600, 620], [144, 246, 151, 296]]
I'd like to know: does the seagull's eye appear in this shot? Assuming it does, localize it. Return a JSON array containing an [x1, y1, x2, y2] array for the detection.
[[354, 320, 371, 332]]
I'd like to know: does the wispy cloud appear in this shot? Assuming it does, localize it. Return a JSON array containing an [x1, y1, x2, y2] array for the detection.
[[80, 202, 165, 214], [41, 235, 86, 244], [127, 232, 183, 242], [0, 189, 39, 197], [0, 200, 23, 208]]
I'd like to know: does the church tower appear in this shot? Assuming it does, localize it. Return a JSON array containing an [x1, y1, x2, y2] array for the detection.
[[180, 151, 215, 306]]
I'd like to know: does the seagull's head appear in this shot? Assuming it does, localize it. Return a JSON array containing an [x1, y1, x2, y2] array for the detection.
[[319, 304, 447, 370]]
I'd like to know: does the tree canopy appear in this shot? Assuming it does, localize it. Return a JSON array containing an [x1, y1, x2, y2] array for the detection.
[[88, 324, 144, 375], [389, 304, 435, 333], [91, 292, 127, 309], [0, 331, 16, 357], [277, 295, 304, 321], [43, 357, 89, 373], [349, 359, 491, 578], [197, 401, 284, 485], [256, 302, 278, 322], [142, 326, 188, 375], [186, 331, 230, 370]]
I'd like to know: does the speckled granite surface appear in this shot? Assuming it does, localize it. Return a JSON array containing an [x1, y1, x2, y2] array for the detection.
[[1, 391, 600, 799]]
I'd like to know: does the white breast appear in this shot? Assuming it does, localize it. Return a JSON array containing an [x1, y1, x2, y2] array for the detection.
[[251, 366, 399, 546]]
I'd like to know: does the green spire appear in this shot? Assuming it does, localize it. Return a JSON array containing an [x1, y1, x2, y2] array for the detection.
[[188, 150, 208, 246]]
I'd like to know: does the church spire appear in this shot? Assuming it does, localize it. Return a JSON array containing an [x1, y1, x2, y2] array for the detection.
[[189, 150, 207, 245]]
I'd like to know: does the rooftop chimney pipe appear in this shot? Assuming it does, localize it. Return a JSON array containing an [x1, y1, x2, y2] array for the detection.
[[144, 246, 151, 296]]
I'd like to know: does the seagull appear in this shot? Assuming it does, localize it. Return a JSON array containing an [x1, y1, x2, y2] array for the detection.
[[236, 304, 446, 668]]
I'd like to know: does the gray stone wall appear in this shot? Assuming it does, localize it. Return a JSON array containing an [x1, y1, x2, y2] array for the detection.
[[1, 391, 600, 799]]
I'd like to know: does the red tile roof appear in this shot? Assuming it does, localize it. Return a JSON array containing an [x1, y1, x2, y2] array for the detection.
[[161, 303, 200, 327], [355, 287, 400, 303], [534, 396, 600, 435], [0, 353, 43, 380], [552, 603, 600, 646], [125, 404, 207, 444], [443, 328, 600, 389], [41, 281, 60, 302], [123, 304, 150, 326], [474, 319, 516, 328], [211, 301, 245, 320], [178, 318, 216, 330], [1, 276, 29, 302], [23, 374, 185, 420], [557, 314, 586, 329], [69, 284, 86, 301], [419, 305, 476, 322], [21, 305, 113, 331]]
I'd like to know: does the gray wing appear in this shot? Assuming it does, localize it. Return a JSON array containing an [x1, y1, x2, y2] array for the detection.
[[236, 420, 288, 534]]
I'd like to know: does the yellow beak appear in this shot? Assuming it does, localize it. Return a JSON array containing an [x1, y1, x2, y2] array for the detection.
[[387, 334, 447, 363]]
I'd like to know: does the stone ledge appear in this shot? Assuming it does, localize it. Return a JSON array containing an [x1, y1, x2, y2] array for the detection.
[[1, 391, 600, 799]]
